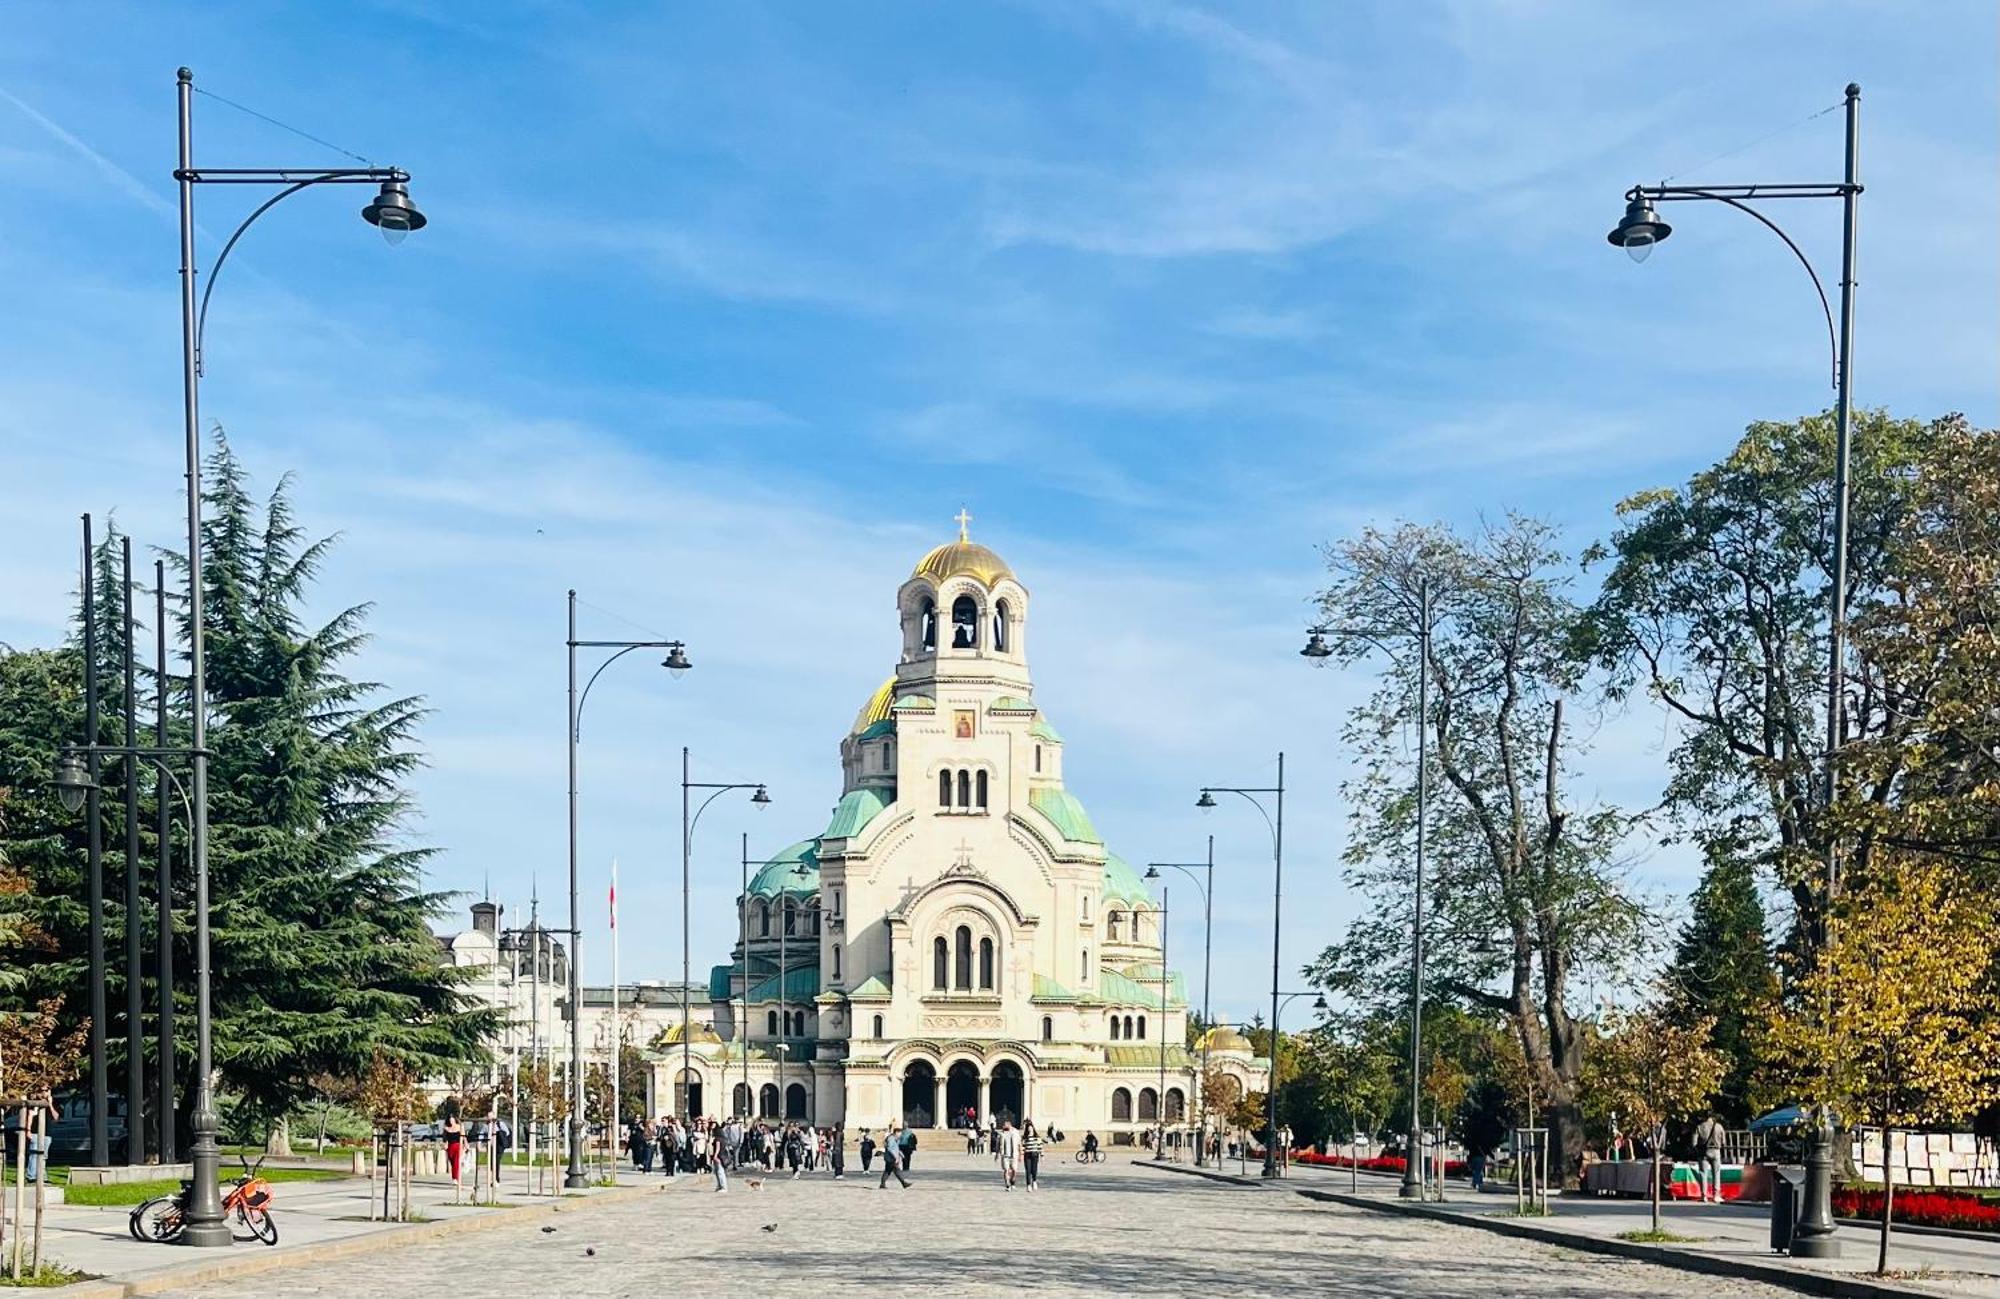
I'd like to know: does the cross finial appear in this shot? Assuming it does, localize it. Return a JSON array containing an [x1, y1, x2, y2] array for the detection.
[[952, 840, 976, 873], [954, 507, 972, 542]]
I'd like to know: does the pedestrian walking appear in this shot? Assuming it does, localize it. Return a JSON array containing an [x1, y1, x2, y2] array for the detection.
[[878, 1122, 912, 1189], [997, 1118, 1021, 1190], [1693, 1112, 1727, 1203], [442, 1113, 465, 1185], [1021, 1120, 1044, 1191], [831, 1124, 846, 1179], [859, 1128, 876, 1173], [901, 1126, 918, 1171]]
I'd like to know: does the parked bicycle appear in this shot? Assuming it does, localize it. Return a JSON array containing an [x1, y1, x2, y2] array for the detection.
[[1073, 1148, 1106, 1164], [129, 1154, 278, 1246]]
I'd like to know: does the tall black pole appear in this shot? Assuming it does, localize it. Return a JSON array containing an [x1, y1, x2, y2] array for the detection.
[[740, 832, 750, 1117], [1263, 752, 1284, 1179], [121, 536, 145, 1165], [1794, 83, 1862, 1263], [563, 589, 587, 1188], [155, 558, 176, 1165], [83, 514, 108, 1167], [178, 66, 230, 1247], [1402, 578, 1430, 1200], [1156, 887, 1168, 1158], [681, 746, 692, 1114]]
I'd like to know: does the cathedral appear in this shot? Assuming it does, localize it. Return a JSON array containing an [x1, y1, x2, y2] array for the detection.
[[640, 519, 1268, 1140]]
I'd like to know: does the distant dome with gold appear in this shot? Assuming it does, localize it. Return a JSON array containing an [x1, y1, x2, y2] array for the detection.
[[912, 509, 1013, 586]]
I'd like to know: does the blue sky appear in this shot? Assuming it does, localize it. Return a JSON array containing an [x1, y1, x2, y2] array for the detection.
[[3, 2, 1995, 1023]]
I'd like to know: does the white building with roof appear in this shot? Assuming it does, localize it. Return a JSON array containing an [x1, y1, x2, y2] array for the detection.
[[641, 518, 1268, 1140]]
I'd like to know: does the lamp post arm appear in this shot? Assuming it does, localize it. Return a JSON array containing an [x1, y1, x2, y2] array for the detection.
[[575, 644, 652, 739], [187, 167, 410, 377], [1207, 788, 1278, 852], [1631, 184, 1841, 389]]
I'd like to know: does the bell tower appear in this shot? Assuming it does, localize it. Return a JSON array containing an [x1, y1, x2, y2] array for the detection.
[[895, 511, 1031, 697]]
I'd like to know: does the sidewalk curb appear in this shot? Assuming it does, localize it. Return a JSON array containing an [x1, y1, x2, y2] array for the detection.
[[1141, 1160, 1273, 1189], [57, 1180, 678, 1299], [1284, 1186, 1952, 1299]]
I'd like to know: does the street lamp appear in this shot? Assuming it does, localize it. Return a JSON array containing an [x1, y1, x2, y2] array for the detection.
[[1146, 837, 1215, 1165], [171, 65, 426, 1246], [681, 749, 769, 1122], [1302, 577, 1433, 1201], [566, 590, 692, 1187], [1604, 83, 1861, 1261], [1196, 755, 1286, 1178]]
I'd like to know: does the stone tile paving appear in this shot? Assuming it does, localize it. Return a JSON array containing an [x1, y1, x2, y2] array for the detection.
[[143, 1154, 1805, 1298]]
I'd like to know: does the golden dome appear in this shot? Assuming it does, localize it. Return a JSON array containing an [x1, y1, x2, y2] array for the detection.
[[657, 1021, 722, 1046], [852, 677, 896, 733], [1196, 1026, 1254, 1054], [912, 510, 1013, 586]]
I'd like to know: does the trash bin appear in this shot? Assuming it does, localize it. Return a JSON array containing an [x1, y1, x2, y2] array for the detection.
[[1770, 1166, 1806, 1253]]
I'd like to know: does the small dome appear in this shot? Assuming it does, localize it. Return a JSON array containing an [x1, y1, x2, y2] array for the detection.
[[748, 839, 820, 898], [1197, 1026, 1254, 1054], [913, 539, 1013, 587], [853, 677, 895, 733], [657, 1021, 723, 1046], [1101, 852, 1152, 906]]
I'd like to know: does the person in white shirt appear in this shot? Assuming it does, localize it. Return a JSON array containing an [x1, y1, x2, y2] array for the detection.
[[996, 1119, 1021, 1190]]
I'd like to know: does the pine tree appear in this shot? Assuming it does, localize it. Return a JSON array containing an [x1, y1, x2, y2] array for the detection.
[[1662, 847, 1777, 1124]]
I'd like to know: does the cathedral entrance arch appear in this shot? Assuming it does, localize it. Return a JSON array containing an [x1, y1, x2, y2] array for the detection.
[[990, 1060, 1025, 1125], [785, 1083, 809, 1120], [675, 1069, 703, 1119], [902, 1061, 937, 1129], [945, 1060, 980, 1128]]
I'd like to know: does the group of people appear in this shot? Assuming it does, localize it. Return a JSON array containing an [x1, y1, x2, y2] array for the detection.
[[625, 1116, 850, 1185], [615, 1113, 1065, 1193]]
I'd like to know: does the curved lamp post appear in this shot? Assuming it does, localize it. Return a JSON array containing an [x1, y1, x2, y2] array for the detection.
[[1302, 578, 1433, 1201], [680, 749, 768, 1122], [1196, 756, 1286, 1178], [171, 66, 426, 1245], [1605, 84, 1861, 1260], [566, 589, 693, 1187], [1146, 841, 1214, 1165]]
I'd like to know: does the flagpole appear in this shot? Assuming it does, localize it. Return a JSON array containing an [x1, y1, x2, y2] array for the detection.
[[609, 857, 620, 1186]]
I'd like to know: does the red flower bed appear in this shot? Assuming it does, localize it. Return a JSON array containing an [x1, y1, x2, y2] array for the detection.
[[1833, 1188, 2000, 1233], [1293, 1150, 1467, 1176]]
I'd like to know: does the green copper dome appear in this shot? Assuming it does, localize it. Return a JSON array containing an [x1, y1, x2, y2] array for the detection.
[[747, 839, 819, 898], [1101, 851, 1152, 906]]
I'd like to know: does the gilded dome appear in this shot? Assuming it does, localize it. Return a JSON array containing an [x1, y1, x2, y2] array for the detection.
[[912, 513, 1013, 586], [1196, 1026, 1254, 1054], [852, 677, 895, 733], [912, 539, 1013, 587]]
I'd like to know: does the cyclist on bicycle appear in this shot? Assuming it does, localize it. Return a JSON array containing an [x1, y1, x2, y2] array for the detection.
[[1083, 1131, 1099, 1157]]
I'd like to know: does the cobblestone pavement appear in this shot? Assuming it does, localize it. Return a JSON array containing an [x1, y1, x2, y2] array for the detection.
[[145, 1156, 1805, 1298]]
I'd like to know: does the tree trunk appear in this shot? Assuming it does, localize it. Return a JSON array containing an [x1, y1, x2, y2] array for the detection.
[[1877, 1128, 1895, 1276], [266, 1115, 292, 1158], [1651, 1144, 1662, 1235]]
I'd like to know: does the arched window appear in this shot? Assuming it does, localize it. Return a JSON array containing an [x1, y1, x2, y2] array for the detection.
[[993, 599, 1011, 652], [785, 1083, 808, 1120], [1139, 1087, 1159, 1121], [1080, 948, 1089, 982], [1108, 911, 1122, 942], [975, 770, 988, 810], [919, 597, 936, 651], [783, 900, 797, 936], [811, 906, 821, 936], [832, 944, 841, 978], [1112, 1088, 1132, 1122], [872, 1014, 884, 1038], [951, 595, 979, 648], [1082, 894, 1091, 921], [1137, 1015, 1147, 1040], [766, 1010, 778, 1036], [1042, 1015, 1054, 1042], [939, 770, 951, 808], [956, 769, 970, 809], [831, 889, 841, 917], [733, 1082, 752, 1117], [954, 925, 973, 990], [1110, 1015, 1121, 1041], [1165, 1088, 1186, 1121], [1034, 744, 1042, 773], [1123, 1015, 1134, 1039], [759, 1084, 779, 1118], [978, 937, 995, 990], [932, 936, 949, 989], [758, 902, 771, 937]]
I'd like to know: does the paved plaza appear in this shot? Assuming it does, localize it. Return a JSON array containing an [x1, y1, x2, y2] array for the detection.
[[137, 1157, 1806, 1299]]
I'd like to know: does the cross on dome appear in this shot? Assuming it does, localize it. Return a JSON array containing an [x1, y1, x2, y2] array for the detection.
[[955, 507, 972, 541]]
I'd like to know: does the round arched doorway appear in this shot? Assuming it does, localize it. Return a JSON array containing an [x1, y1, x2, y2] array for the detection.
[[945, 1060, 980, 1128], [902, 1061, 937, 1129], [990, 1060, 1025, 1124]]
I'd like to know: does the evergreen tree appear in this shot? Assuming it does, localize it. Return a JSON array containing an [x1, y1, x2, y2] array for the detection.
[[1662, 847, 1777, 1124]]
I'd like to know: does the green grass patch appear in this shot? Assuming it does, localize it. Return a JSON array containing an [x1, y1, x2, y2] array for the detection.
[[1617, 1229, 1701, 1243], [60, 1167, 347, 1206], [0, 1262, 93, 1288]]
